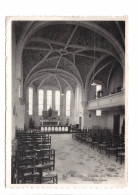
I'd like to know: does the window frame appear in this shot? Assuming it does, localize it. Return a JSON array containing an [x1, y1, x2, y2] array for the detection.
[[96, 84, 102, 98], [76, 86, 79, 114], [55, 90, 60, 116], [38, 89, 44, 116], [66, 90, 71, 116], [28, 87, 33, 115], [18, 84, 21, 98], [47, 89, 52, 110]]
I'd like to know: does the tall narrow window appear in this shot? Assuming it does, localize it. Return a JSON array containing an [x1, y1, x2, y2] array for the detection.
[[55, 90, 60, 116], [28, 87, 33, 115], [38, 89, 44, 115], [47, 90, 52, 110], [76, 87, 79, 113], [96, 84, 102, 98], [18, 84, 21, 98], [66, 90, 71, 116]]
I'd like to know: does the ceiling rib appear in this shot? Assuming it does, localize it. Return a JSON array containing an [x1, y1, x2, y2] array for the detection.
[[85, 54, 109, 89], [69, 44, 121, 64], [27, 68, 80, 87], [57, 75, 75, 92], [20, 22, 125, 93], [49, 43, 53, 49], [64, 25, 78, 49], [25, 50, 52, 84], [25, 37, 120, 64], [54, 75, 62, 93], [28, 37, 65, 47], [74, 48, 86, 54], [91, 60, 114, 84], [115, 21, 125, 44], [75, 53, 97, 59], [55, 56, 62, 69], [61, 56, 83, 84], [55, 25, 78, 69], [17, 21, 125, 82], [25, 46, 51, 51], [73, 54, 75, 65], [107, 61, 115, 89], [38, 74, 52, 89], [81, 21, 124, 66]]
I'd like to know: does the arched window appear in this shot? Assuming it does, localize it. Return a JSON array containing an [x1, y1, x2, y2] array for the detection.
[[66, 90, 71, 116], [55, 90, 60, 116], [38, 89, 44, 115], [28, 87, 33, 115], [47, 90, 52, 110]]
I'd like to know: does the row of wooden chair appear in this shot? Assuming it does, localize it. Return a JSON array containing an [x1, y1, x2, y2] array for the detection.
[[16, 130, 51, 139], [72, 128, 125, 164], [12, 131, 58, 184]]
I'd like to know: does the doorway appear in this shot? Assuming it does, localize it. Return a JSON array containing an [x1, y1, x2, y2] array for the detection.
[[79, 117, 82, 129], [113, 114, 120, 136]]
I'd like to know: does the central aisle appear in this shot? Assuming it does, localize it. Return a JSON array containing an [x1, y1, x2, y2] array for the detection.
[[51, 134, 125, 184]]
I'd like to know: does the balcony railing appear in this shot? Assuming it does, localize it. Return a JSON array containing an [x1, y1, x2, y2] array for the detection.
[[87, 90, 125, 110]]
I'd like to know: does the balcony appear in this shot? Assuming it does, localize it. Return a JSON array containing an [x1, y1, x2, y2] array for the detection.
[[87, 90, 125, 110]]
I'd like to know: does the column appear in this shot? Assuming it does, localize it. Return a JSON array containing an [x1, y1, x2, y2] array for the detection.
[[81, 101, 87, 129], [81, 87, 88, 129], [34, 89, 38, 123], [52, 90, 55, 110], [44, 89, 47, 110]]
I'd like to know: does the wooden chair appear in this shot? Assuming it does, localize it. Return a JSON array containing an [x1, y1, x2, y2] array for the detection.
[[19, 166, 40, 184], [42, 171, 58, 184], [97, 129, 107, 153], [106, 136, 119, 158], [116, 136, 125, 164], [41, 149, 55, 170], [91, 132, 99, 149], [85, 130, 92, 145], [11, 156, 18, 184], [116, 152, 125, 164]]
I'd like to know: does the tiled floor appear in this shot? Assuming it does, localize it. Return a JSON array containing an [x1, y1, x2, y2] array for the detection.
[[51, 134, 125, 184]]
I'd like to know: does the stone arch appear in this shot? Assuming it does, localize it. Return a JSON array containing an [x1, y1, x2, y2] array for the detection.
[[16, 21, 125, 83]]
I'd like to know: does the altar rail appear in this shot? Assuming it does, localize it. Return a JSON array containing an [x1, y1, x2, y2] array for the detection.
[[39, 126, 70, 133]]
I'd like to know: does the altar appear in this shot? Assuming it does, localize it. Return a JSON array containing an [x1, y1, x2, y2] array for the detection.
[[40, 108, 59, 126], [39, 108, 70, 133]]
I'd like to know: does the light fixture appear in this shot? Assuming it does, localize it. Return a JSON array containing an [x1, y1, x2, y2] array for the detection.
[[91, 81, 97, 86], [96, 110, 102, 116], [61, 93, 64, 96], [91, 28, 97, 86]]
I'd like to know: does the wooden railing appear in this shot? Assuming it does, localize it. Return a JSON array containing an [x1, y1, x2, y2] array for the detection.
[[87, 90, 125, 110]]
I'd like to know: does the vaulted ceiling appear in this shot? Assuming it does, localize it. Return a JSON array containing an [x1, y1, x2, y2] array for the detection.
[[13, 21, 125, 92]]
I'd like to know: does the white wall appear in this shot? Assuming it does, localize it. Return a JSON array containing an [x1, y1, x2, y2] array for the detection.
[[12, 24, 25, 140], [83, 109, 108, 129]]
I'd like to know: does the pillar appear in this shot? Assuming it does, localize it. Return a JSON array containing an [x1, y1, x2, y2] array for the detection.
[[44, 89, 47, 110], [52, 90, 55, 110], [81, 101, 87, 129]]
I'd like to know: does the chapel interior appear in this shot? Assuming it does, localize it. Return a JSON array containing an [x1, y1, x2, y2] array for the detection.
[[11, 20, 125, 184]]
